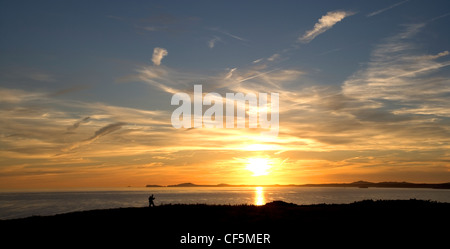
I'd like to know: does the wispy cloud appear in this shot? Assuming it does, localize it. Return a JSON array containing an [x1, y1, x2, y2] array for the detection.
[[0, 87, 45, 103], [152, 47, 168, 66], [143, 26, 160, 31], [427, 12, 450, 23], [86, 122, 126, 141], [335, 22, 450, 154], [48, 85, 89, 97], [208, 27, 248, 42], [67, 117, 90, 131], [208, 36, 222, 49], [343, 23, 450, 104], [135, 65, 199, 94], [267, 53, 281, 62], [252, 58, 263, 64], [299, 10, 355, 43], [367, 0, 409, 17], [0, 68, 57, 84], [28, 72, 56, 82], [64, 122, 127, 152], [417, 51, 449, 60], [235, 68, 281, 85], [0, 86, 168, 157], [224, 68, 236, 79]]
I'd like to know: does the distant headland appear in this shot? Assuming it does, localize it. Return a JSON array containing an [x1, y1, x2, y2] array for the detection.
[[146, 181, 450, 189]]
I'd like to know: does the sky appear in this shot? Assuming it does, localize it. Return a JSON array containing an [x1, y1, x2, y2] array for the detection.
[[1, 0, 450, 189]]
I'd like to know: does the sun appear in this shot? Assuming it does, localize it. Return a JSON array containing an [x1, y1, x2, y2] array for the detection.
[[246, 158, 272, 176]]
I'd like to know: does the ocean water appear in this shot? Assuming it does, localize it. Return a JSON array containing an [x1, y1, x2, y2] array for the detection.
[[1, 186, 449, 220]]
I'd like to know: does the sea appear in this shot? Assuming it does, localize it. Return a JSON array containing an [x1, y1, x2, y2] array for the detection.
[[1, 186, 449, 220]]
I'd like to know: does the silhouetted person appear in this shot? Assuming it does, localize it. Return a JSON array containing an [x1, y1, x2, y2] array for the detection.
[[148, 194, 156, 207]]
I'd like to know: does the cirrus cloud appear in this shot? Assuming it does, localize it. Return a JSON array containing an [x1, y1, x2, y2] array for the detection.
[[299, 10, 355, 43]]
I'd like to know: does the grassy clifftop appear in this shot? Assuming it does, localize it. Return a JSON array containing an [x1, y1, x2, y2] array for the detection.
[[2, 199, 449, 248]]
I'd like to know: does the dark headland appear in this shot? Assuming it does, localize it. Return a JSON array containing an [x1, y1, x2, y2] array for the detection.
[[2, 199, 449, 248], [147, 181, 450, 189]]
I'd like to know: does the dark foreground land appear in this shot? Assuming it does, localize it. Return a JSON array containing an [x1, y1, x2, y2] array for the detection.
[[1, 199, 449, 248]]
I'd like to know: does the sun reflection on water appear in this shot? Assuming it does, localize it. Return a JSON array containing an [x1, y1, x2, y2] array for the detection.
[[255, 186, 265, 206]]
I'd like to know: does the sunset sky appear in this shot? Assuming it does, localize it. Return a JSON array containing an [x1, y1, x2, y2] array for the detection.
[[1, 0, 450, 189]]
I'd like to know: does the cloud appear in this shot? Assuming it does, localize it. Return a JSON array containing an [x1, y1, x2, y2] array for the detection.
[[135, 65, 197, 94], [299, 10, 354, 43], [208, 27, 248, 42], [208, 36, 222, 49], [342, 23, 450, 104], [0, 85, 170, 158], [152, 47, 168, 66], [143, 26, 159, 31], [110, 22, 450, 157], [427, 12, 450, 23], [267, 53, 281, 62], [367, 0, 409, 17], [28, 73, 56, 82], [337, 23, 450, 150], [252, 58, 263, 64], [48, 85, 89, 97], [418, 51, 449, 60], [0, 68, 56, 84], [65, 122, 127, 151], [224, 68, 237, 79], [0, 87, 44, 103], [86, 122, 126, 141], [233, 68, 281, 85], [67, 117, 90, 131]]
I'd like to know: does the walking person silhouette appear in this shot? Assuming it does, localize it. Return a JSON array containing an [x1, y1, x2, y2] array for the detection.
[[148, 194, 156, 207]]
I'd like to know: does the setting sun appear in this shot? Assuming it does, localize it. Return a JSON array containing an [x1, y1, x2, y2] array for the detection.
[[246, 158, 272, 176]]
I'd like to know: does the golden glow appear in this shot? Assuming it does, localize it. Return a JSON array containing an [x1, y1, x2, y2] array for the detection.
[[242, 143, 280, 151], [246, 157, 272, 176], [254, 187, 265, 206]]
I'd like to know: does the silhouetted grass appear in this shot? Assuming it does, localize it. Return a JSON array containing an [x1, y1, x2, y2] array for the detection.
[[1, 199, 448, 248]]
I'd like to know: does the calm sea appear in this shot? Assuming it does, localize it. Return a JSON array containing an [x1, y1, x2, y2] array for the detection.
[[1, 186, 449, 220]]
